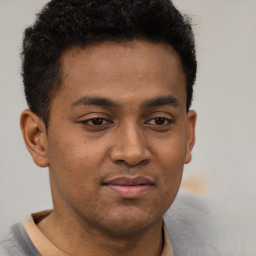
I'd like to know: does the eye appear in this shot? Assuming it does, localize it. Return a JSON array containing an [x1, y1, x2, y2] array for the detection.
[[83, 117, 112, 126], [146, 117, 173, 126], [78, 116, 113, 131], [88, 118, 106, 126]]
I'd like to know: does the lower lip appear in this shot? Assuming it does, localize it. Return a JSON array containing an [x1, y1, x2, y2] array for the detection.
[[105, 185, 153, 199]]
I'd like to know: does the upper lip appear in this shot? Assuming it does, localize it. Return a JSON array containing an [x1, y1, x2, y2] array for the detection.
[[103, 176, 155, 186]]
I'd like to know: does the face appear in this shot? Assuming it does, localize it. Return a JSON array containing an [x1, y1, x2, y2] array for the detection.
[[41, 40, 196, 237]]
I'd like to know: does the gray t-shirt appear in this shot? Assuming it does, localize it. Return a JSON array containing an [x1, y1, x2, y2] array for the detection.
[[0, 191, 221, 256], [0, 223, 41, 256]]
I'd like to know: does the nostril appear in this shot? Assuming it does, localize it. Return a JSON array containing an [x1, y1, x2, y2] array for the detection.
[[109, 137, 151, 166], [115, 159, 149, 166], [116, 159, 125, 164], [138, 159, 150, 166]]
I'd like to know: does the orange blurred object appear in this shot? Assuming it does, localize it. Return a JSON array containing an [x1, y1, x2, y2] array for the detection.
[[181, 176, 208, 196]]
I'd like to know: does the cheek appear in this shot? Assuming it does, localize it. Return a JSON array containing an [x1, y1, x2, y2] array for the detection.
[[48, 130, 107, 171], [157, 134, 187, 170], [47, 134, 106, 201], [155, 137, 187, 197]]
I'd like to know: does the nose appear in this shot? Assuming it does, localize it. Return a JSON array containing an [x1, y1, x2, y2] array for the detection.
[[109, 123, 151, 166]]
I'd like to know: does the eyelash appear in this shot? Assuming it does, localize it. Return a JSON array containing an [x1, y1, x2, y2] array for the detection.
[[79, 115, 174, 131], [80, 118, 112, 126], [145, 117, 174, 126], [81, 116, 174, 126]]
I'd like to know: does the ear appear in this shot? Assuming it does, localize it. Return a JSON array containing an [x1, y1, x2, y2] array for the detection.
[[20, 109, 49, 167], [184, 110, 197, 164]]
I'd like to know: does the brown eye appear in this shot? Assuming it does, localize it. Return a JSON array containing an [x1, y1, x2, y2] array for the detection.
[[80, 117, 113, 131], [89, 118, 104, 125], [147, 117, 172, 126], [154, 117, 166, 125]]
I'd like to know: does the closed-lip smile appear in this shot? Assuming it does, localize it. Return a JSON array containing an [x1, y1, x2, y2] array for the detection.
[[102, 176, 155, 199]]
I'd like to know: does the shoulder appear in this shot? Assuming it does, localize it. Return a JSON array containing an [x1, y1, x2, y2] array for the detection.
[[0, 225, 23, 256], [164, 190, 221, 256], [0, 224, 40, 256]]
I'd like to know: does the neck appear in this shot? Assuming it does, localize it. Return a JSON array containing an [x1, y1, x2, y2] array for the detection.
[[38, 210, 164, 256]]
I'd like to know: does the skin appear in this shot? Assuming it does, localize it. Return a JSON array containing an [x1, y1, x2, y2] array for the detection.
[[20, 40, 196, 256]]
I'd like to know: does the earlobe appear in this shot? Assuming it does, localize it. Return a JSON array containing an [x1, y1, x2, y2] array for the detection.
[[20, 109, 49, 168], [185, 110, 197, 164]]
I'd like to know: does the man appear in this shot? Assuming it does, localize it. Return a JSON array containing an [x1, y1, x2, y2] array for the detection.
[[0, 0, 219, 255]]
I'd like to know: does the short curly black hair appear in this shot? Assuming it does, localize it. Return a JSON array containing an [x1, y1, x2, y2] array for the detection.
[[22, 0, 197, 126]]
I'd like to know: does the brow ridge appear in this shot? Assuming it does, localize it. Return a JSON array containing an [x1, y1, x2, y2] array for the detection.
[[71, 95, 179, 109], [143, 95, 180, 108], [72, 96, 118, 108]]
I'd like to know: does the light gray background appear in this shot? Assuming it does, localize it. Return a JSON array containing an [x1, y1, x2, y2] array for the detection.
[[1, 0, 256, 250]]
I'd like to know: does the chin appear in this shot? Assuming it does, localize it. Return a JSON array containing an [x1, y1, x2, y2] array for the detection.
[[91, 207, 163, 238]]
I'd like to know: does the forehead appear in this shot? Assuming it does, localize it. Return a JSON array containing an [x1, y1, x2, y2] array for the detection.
[[57, 40, 186, 108]]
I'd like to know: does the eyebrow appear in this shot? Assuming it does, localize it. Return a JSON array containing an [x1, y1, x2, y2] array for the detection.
[[142, 95, 180, 108], [71, 95, 180, 109], [71, 96, 118, 108]]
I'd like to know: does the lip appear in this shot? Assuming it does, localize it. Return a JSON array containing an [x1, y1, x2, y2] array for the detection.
[[103, 176, 155, 199]]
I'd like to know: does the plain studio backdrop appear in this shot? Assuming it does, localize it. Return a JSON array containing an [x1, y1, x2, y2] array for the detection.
[[1, 0, 256, 254]]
